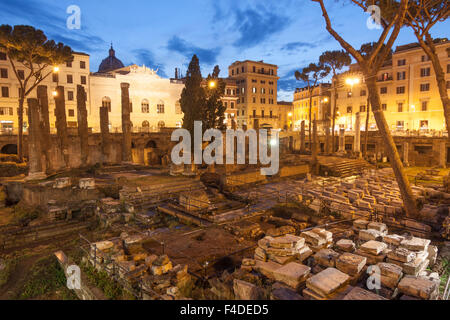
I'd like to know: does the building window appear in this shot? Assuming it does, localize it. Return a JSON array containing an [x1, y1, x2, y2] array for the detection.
[[68, 109, 75, 117], [0, 52, 6, 60], [157, 101, 165, 114], [102, 97, 111, 112], [1, 86, 9, 97], [253, 97, 256, 103], [397, 59, 406, 66], [80, 76, 87, 85], [382, 104, 387, 111], [175, 101, 182, 114], [270, 110, 273, 118], [360, 90, 366, 96], [397, 103, 403, 112], [141, 99, 149, 113], [68, 91, 74, 101], [396, 86, 405, 94], [396, 121, 404, 129], [0, 68, 8, 78], [17, 70, 25, 80], [360, 105, 366, 112], [380, 87, 387, 94], [420, 120, 428, 129], [420, 67, 430, 77], [66, 61, 72, 67], [0, 107, 13, 115], [421, 101, 428, 111], [420, 83, 430, 91], [447, 81, 450, 89], [231, 102, 235, 109], [67, 75, 73, 84], [397, 71, 406, 80], [261, 88, 266, 94], [52, 73, 59, 82], [80, 61, 86, 69], [142, 121, 149, 128], [252, 87, 257, 94], [261, 110, 265, 118], [347, 106, 352, 113], [421, 55, 430, 62], [231, 69, 234, 76]]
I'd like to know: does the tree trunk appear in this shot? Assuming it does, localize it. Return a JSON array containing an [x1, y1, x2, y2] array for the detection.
[[366, 77, 418, 218], [364, 95, 370, 158], [17, 97, 24, 162]]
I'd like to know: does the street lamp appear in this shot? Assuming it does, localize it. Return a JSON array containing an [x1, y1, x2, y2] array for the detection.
[[345, 77, 360, 87], [208, 80, 216, 89], [53, 66, 60, 73]]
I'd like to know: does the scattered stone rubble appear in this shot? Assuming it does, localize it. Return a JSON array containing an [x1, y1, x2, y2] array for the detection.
[[86, 233, 192, 300], [236, 221, 444, 300]]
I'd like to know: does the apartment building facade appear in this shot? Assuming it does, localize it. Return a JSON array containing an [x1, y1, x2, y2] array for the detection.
[[292, 83, 332, 132], [332, 40, 450, 134], [228, 60, 280, 130], [0, 51, 91, 132]]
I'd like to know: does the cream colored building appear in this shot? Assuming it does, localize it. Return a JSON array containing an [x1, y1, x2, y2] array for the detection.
[[0, 47, 184, 134], [292, 83, 331, 132], [0, 51, 91, 132], [332, 40, 450, 134], [90, 64, 184, 132], [228, 60, 280, 130]]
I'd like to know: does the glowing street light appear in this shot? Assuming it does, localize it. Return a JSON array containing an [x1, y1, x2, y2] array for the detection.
[[345, 77, 360, 87], [323, 97, 329, 103], [52, 90, 58, 97], [208, 80, 216, 88], [53, 66, 60, 73], [288, 112, 293, 117]]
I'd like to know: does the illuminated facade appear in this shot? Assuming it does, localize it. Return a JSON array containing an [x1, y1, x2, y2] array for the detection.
[[332, 40, 450, 134]]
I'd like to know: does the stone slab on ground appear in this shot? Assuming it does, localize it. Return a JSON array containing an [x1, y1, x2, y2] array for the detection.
[[233, 279, 261, 300], [300, 231, 326, 247], [313, 249, 340, 268], [367, 222, 387, 233], [387, 247, 416, 263], [383, 234, 405, 246], [254, 261, 282, 279], [355, 249, 387, 265], [377, 262, 403, 289], [271, 287, 304, 300], [342, 286, 387, 300], [359, 229, 384, 241], [353, 219, 369, 230], [335, 239, 355, 253], [336, 253, 367, 276], [400, 237, 431, 252], [360, 240, 388, 256], [306, 267, 350, 297], [272, 262, 311, 290], [398, 276, 439, 300]]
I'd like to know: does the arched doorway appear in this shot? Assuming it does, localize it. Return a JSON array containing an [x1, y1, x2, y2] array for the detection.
[[1, 144, 18, 155], [144, 140, 161, 165]]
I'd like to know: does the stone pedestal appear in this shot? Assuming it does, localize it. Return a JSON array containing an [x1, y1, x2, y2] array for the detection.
[[77, 85, 89, 166], [54, 86, 70, 168], [25, 98, 46, 181], [354, 112, 361, 156], [100, 106, 110, 164], [121, 83, 132, 163]]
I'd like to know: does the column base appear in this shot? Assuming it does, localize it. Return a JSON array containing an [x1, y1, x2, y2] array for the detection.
[[25, 172, 47, 181]]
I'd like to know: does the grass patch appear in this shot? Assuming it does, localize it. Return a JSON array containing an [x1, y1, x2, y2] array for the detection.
[[440, 258, 449, 297], [0, 258, 17, 288], [11, 205, 41, 226], [81, 262, 123, 300], [18, 255, 77, 300]]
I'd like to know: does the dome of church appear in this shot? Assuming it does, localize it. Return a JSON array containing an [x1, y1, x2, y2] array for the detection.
[[98, 45, 125, 73]]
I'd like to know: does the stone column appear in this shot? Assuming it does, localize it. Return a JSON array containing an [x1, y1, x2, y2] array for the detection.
[[403, 141, 409, 167], [312, 119, 319, 174], [338, 129, 345, 153], [354, 112, 361, 155], [77, 85, 89, 166], [37, 85, 52, 173], [300, 120, 306, 152], [121, 83, 132, 163], [325, 120, 330, 154], [25, 98, 46, 181], [54, 86, 70, 168], [100, 106, 110, 164], [439, 141, 447, 168]]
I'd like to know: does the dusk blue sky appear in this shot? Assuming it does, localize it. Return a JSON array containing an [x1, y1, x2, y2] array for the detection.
[[1, 0, 448, 101]]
